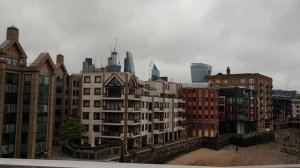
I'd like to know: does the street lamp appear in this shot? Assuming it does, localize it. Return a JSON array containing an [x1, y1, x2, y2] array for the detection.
[[119, 136, 125, 162], [128, 133, 133, 154]]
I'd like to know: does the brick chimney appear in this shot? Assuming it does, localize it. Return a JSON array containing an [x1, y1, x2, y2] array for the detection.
[[226, 66, 230, 75], [56, 54, 64, 64], [6, 25, 19, 41]]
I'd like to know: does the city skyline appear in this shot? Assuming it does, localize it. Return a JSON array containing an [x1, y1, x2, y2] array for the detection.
[[0, 0, 300, 91]]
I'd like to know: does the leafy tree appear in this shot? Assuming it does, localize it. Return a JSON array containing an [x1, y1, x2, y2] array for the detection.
[[59, 118, 87, 144]]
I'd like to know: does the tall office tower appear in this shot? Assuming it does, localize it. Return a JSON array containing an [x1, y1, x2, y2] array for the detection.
[[205, 67, 273, 132], [182, 83, 219, 137], [82, 58, 95, 73], [106, 49, 121, 72], [151, 64, 160, 81], [124, 51, 135, 74], [0, 26, 69, 158], [190, 63, 212, 83]]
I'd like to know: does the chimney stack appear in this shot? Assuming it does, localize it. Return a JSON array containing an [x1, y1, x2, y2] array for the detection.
[[56, 54, 64, 64], [6, 25, 19, 41], [226, 66, 230, 75]]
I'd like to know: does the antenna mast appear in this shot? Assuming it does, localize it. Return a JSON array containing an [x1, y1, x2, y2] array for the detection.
[[114, 37, 118, 52]]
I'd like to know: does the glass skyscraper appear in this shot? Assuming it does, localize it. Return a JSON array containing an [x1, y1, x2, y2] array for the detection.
[[124, 51, 135, 74], [190, 63, 212, 83], [151, 64, 160, 81]]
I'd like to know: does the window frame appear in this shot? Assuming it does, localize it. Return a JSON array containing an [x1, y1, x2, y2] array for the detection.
[[95, 76, 101, 83], [84, 76, 91, 83], [83, 88, 90, 95]]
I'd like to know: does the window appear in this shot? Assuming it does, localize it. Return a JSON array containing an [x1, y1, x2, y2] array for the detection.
[[83, 88, 90, 95], [84, 76, 90, 83], [5, 58, 18, 65], [240, 79, 245, 85], [95, 76, 101, 83], [94, 88, 101, 95], [83, 100, 90, 107], [249, 79, 255, 84], [224, 80, 228, 84], [94, 113, 100, 120], [249, 85, 254, 90], [93, 125, 100, 132], [94, 100, 101, 107], [83, 112, 89, 119]]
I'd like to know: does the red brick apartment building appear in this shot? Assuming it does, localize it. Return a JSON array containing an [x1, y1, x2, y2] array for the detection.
[[205, 67, 273, 132], [182, 83, 219, 137]]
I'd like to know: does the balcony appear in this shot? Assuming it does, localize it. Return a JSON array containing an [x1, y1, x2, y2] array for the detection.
[[128, 94, 141, 100], [179, 99, 185, 103], [154, 107, 164, 112], [102, 94, 125, 100], [154, 117, 164, 123], [101, 119, 122, 125], [120, 132, 140, 138], [177, 117, 185, 121], [101, 131, 121, 137], [177, 107, 185, 112], [127, 118, 141, 125], [153, 129, 164, 134], [178, 126, 185, 130], [102, 106, 124, 112], [128, 107, 141, 113]]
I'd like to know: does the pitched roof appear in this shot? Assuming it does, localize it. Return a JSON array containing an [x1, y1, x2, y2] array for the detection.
[[0, 40, 27, 58], [30, 52, 55, 71]]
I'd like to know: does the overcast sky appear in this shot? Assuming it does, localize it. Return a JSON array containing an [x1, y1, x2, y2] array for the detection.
[[0, 0, 299, 90]]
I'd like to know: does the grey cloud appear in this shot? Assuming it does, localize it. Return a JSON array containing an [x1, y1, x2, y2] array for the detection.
[[0, 0, 299, 90]]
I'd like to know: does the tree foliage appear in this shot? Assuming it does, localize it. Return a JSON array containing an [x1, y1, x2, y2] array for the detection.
[[59, 118, 87, 143]]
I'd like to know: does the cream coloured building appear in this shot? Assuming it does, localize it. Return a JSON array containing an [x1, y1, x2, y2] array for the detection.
[[80, 72, 186, 150]]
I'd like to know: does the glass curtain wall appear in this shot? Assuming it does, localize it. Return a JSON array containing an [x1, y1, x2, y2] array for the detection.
[[35, 75, 49, 158], [2, 73, 19, 158]]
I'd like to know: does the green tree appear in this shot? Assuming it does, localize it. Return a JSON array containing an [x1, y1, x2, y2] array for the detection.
[[59, 118, 87, 144]]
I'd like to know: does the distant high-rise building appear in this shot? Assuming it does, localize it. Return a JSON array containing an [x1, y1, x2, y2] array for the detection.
[[82, 58, 96, 73], [151, 64, 160, 81], [106, 49, 121, 72], [190, 63, 212, 83], [124, 51, 135, 74]]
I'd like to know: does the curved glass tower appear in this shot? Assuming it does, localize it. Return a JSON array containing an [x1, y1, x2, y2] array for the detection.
[[190, 63, 212, 83]]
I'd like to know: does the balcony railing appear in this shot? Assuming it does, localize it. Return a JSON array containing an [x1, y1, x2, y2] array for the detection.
[[128, 118, 140, 123], [102, 131, 121, 136], [103, 106, 123, 111], [103, 119, 122, 123]]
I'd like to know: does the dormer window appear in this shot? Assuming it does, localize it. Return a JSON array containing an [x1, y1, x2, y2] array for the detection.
[[6, 58, 18, 65]]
